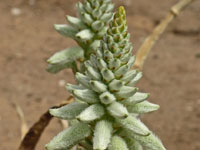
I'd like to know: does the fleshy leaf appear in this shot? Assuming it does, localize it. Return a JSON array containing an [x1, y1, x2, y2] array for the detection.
[[54, 24, 78, 39], [108, 136, 128, 150], [93, 120, 113, 150], [73, 89, 99, 104], [49, 102, 88, 120], [77, 104, 105, 122], [132, 132, 166, 150], [122, 92, 149, 105], [128, 101, 160, 114], [107, 102, 128, 118], [47, 47, 83, 74], [45, 123, 91, 150], [76, 29, 94, 40], [116, 115, 150, 136]]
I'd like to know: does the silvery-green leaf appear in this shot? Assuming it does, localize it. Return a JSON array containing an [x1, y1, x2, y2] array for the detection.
[[127, 72, 143, 86], [116, 115, 150, 136], [85, 2, 93, 13], [47, 47, 83, 65], [124, 137, 143, 150], [106, 4, 115, 12], [49, 102, 88, 120], [76, 2, 85, 15], [132, 132, 166, 150], [90, 80, 107, 93], [108, 136, 128, 150], [45, 123, 91, 150], [120, 52, 132, 64], [107, 102, 128, 118], [104, 50, 114, 60], [114, 65, 129, 78], [82, 13, 93, 25], [108, 58, 121, 70], [66, 84, 85, 93], [54, 24, 78, 39], [121, 70, 138, 84], [101, 13, 113, 22], [128, 101, 160, 114], [90, 40, 101, 50], [97, 26, 109, 37], [86, 66, 101, 80], [75, 73, 91, 89], [109, 79, 123, 92], [66, 15, 86, 29], [122, 92, 149, 105], [100, 92, 116, 105], [115, 86, 138, 99], [101, 68, 115, 82], [96, 58, 107, 69], [127, 56, 136, 69], [47, 47, 83, 74], [92, 9, 102, 19], [76, 29, 94, 40], [93, 120, 113, 150], [92, 21, 104, 31], [73, 89, 99, 104], [77, 104, 105, 122], [89, 54, 98, 68]]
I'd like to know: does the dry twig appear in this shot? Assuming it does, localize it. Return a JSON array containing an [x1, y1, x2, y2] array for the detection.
[[13, 102, 29, 140], [18, 97, 73, 150], [133, 0, 196, 71]]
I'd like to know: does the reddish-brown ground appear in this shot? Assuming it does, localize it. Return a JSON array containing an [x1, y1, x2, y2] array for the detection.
[[0, 0, 200, 150]]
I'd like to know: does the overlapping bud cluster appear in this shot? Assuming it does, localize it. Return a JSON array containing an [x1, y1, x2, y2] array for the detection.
[[46, 6, 165, 150], [55, 0, 114, 58]]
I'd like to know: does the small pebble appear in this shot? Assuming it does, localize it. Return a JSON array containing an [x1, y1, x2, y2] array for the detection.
[[11, 8, 22, 16], [58, 80, 66, 87]]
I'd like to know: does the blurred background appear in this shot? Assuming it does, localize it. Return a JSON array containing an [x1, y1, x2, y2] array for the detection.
[[0, 0, 200, 150]]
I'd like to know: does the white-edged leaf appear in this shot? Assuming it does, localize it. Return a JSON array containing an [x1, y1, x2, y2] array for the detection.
[[115, 86, 138, 99], [47, 47, 83, 74], [93, 120, 113, 150], [49, 102, 88, 120], [128, 101, 160, 114], [122, 92, 149, 105], [76, 29, 94, 40], [132, 132, 166, 150], [116, 115, 150, 136], [45, 123, 91, 150], [73, 89, 99, 104], [100, 92, 116, 105], [107, 102, 128, 118], [54, 24, 78, 39], [100, 13, 113, 22], [66, 84, 85, 93], [127, 72, 143, 86], [108, 136, 128, 150], [75, 73, 91, 89], [90, 80, 107, 93], [66, 15, 86, 29], [78, 104, 105, 122], [121, 70, 138, 84]]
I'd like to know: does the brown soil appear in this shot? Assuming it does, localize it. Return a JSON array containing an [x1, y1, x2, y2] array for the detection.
[[0, 0, 200, 150]]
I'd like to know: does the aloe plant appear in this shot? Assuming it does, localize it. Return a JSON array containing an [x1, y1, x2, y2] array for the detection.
[[46, 3, 166, 150]]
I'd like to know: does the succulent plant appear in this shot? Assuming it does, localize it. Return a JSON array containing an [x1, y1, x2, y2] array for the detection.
[[46, 6, 166, 150], [47, 0, 114, 74]]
